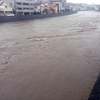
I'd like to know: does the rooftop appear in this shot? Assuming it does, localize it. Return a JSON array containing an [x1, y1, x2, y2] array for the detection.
[[0, 1, 4, 5]]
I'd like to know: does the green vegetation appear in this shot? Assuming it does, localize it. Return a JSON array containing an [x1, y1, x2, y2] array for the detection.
[[13, 9, 16, 14], [43, 9, 48, 14]]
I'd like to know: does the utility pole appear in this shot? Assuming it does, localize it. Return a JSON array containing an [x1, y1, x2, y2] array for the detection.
[[40, 0, 42, 14], [14, 0, 16, 15]]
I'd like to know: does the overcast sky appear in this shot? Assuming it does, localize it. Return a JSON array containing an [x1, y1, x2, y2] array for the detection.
[[67, 0, 100, 4]]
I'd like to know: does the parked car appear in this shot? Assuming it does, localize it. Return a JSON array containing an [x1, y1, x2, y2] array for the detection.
[[7, 13, 14, 16]]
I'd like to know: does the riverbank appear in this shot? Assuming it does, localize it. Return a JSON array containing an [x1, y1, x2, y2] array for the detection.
[[95, 10, 100, 12], [88, 73, 100, 100], [0, 11, 77, 23]]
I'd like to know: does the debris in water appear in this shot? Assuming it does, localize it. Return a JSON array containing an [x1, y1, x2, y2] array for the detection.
[[88, 86, 92, 91], [5, 62, 9, 64], [3, 62, 9, 65], [38, 44, 41, 47], [36, 38, 41, 41], [36, 38, 47, 41], [44, 47, 46, 50]]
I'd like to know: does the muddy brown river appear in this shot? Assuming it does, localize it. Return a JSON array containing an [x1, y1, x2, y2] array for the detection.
[[0, 11, 100, 100]]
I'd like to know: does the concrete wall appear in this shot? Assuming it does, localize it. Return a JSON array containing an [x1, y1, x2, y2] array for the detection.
[[0, 11, 77, 23]]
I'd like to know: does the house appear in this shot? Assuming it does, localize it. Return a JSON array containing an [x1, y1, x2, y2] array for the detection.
[[0, 1, 12, 16], [50, 4, 58, 13], [0, 0, 14, 8], [33, 3, 45, 14]]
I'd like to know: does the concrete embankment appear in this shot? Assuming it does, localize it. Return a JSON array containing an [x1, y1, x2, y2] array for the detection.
[[88, 73, 100, 100], [95, 10, 100, 12], [0, 11, 77, 23]]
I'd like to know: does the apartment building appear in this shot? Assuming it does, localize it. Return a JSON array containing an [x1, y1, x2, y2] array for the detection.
[[50, 0, 67, 12], [15, 0, 36, 15]]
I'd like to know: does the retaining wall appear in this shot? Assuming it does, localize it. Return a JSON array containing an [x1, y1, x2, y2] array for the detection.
[[0, 11, 77, 23]]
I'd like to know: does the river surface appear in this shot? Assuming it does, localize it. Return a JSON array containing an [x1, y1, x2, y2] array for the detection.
[[0, 11, 100, 100]]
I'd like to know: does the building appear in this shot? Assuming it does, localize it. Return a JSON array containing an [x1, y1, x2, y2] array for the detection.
[[0, 0, 67, 15], [95, 5, 100, 11], [0, 0, 14, 8], [49, 0, 67, 12], [0, 1, 13, 16], [66, 2, 95, 11], [15, 0, 35, 15], [0, 0, 37, 15], [33, 3, 45, 14]]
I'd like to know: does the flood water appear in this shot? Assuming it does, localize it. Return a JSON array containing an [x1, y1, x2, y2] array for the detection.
[[0, 11, 100, 100]]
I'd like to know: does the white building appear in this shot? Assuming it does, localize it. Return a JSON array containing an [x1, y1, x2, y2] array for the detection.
[[15, 0, 35, 15], [1, 0, 37, 15], [0, 1, 13, 16], [0, 0, 14, 8], [50, 0, 67, 12]]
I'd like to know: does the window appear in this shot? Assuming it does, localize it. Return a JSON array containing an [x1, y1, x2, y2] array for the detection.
[[23, 3, 29, 6], [30, 8, 33, 10], [10, 3, 12, 6], [17, 2, 22, 5], [5, 6, 7, 8], [23, 8, 29, 10], [17, 8, 22, 10], [30, 3, 33, 6]]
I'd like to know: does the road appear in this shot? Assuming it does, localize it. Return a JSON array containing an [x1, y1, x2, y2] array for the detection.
[[0, 11, 100, 100]]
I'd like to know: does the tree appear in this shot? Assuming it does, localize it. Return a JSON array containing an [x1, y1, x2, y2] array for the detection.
[[13, 9, 16, 14], [43, 9, 48, 14]]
